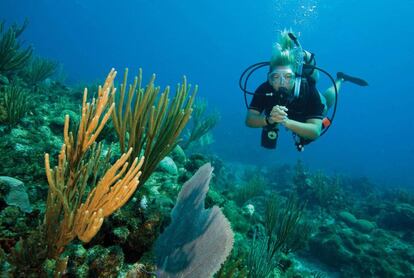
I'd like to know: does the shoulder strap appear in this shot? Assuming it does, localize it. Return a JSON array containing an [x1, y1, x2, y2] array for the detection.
[[303, 51, 316, 77]]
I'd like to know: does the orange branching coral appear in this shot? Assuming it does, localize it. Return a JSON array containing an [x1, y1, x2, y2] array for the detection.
[[74, 149, 144, 242], [44, 69, 144, 258]]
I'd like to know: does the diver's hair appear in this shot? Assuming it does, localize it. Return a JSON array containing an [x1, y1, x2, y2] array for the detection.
[[269, 48, 296, 72], [277, 28, 296, 50], [269, 28, 297, 72]]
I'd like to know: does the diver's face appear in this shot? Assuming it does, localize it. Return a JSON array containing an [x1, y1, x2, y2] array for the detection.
[[268, 66, 295, 92]]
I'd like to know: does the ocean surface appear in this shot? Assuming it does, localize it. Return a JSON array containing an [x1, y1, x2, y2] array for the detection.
[[2, 0, 413, 188]]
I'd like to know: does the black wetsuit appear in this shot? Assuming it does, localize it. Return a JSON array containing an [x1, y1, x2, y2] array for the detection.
[[249, 80, 325, 149], [249, 80, 325, 122]]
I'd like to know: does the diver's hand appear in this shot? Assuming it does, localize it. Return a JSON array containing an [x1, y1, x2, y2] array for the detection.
[[269, 105, 288, 124]]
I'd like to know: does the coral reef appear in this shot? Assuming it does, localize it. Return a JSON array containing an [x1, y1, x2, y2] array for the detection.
[[0, 20, 413, 277]]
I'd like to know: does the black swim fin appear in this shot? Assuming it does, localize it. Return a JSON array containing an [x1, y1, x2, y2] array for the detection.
[[337, 72, 368, 86]]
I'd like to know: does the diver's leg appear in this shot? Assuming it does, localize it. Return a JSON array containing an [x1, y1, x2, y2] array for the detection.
[[321, 78, 343, 110]]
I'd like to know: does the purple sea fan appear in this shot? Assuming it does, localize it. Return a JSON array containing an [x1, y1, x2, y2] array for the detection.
[[155, 163, 234, 278]]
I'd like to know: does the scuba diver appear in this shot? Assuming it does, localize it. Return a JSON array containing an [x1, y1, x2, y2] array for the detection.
[[243, 29, 368, 151]]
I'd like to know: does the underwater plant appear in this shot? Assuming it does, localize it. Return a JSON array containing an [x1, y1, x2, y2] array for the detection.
[[292, 160, 309, 196], [43, 69, 144, 265], [0, 19, 32, 80], [264, 195, 309, 255], [6, 227, 48, 276], [180, 98, 220, 150], [247, 195, 311, 277], [1, 81, 30, 128], [292, 161, 344, 212], [234, 174, 267, 206], [311, 172, 344, 212], [111, 68, 196, 184], [215, 252, 247, 278], [21, 56, 58, 90]]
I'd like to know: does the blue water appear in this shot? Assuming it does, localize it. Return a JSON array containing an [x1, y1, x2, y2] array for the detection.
[[2, 0, 413, 188]]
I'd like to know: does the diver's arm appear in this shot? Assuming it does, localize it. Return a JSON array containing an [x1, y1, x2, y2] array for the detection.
[[283, 118, 322, 140], [245, 109, 273, 128]]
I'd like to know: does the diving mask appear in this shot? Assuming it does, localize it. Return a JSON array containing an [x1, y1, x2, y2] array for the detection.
[[268, 68, 295, 86]]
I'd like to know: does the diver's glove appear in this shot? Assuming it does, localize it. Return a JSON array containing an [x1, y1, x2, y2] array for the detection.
[[337, 72, 368, 86]]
